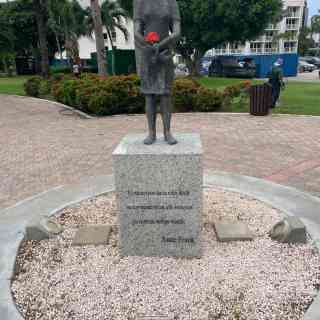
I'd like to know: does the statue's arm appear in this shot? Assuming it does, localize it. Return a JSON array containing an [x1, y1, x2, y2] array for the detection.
[[134, 20, 147, 48], [158, 20, 181, 51]]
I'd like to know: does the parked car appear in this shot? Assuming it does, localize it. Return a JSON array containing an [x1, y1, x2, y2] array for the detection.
[[175, 63, 190, 77], [298, 60, 317, 73], [300, 56, 320, 69], [208, 56, 256, 78]]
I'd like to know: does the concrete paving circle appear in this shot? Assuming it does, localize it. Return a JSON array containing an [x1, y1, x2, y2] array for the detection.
[[0, 172, 319, 320]]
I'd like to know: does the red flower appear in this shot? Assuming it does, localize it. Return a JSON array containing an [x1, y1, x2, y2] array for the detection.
[[145, 32, 160, 44]]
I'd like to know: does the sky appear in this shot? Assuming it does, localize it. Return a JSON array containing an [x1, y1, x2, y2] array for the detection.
[[309, 0, 319, 17]]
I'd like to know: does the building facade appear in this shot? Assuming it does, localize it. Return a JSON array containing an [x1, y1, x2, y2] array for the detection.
[[212, 0, 307, 56], [203, 0, 308, 77]]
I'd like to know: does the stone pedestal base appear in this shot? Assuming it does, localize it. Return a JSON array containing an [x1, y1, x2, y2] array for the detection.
[[112, 134, 203, 257]]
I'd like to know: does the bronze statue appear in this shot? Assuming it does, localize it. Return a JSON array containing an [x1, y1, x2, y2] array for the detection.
[[133, 0, 181, 145]]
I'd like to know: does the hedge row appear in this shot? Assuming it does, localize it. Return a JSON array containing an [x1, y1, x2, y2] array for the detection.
[[24, 74, 251, 116]]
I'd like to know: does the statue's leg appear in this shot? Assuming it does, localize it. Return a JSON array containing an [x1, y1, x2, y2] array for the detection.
[[144, 94, 157, 145], [160, 95, 177, 145]]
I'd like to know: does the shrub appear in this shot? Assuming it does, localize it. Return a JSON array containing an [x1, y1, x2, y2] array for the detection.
[[52, 79, 81, 107], [51, 74, 251, 116], [195, 87, 224, 112], [39, 80, 52, 97], [52, 74, 144, 115], [223, 81, 252, 99], [173, 78, 200, 112], [50, 66, 71, 74], [24, 76, 42, 97], [50, 73, 69, 82]]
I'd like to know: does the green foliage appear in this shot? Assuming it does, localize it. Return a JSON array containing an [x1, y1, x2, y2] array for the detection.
[[50, 66, 72, 74], [195, 87, 224, 112], [118, 0, 132, 16], [311, 14, 320, 34], [48, 0, 88, 61], [38, 79, 52, 96], [51, 74, 249, 115], [52, 74, 144, 115], [172, 78, 200, 112], [52, 79, 81, 106], [23, 76, 43, 97], [179, 0, 282, 74], [298, 27, 315, 56], [0, 6, 15, 57]]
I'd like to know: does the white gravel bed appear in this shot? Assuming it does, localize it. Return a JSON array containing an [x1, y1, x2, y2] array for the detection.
[[12, 189, 320, 320]]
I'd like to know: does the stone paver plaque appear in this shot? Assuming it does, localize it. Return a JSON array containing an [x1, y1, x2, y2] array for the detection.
[[214, 221, 253, 242], [72, 225, 112, 246]]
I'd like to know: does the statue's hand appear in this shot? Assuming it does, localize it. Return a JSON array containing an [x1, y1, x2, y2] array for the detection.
[[158, 50, 172, 63], [141, 44, 154, 55]]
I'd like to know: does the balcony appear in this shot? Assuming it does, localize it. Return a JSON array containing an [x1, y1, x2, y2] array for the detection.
[[266, 24, 279, 30], [286, 24, 299, 31], [286, 7, 300, 18], [286, 18, 300, 31], [283, 41, 298, 53]]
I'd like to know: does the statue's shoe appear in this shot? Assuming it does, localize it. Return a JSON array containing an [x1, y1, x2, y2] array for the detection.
[[143, 135, 156, 145], [164, 133, 177, 145]]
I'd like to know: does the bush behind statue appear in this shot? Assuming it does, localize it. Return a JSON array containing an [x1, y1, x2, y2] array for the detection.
[[25, 74, 251, 115]]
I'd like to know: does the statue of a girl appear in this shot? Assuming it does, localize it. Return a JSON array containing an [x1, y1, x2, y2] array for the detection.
[[133, 0, 181, 145]]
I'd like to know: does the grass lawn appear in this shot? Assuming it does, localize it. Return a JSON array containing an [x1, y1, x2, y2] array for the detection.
[[200, 77, 320, 116], [0, 76, 30, 96]]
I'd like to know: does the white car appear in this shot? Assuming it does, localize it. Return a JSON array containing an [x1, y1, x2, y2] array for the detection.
[[175, 64, 190, 77], [298, 61, 316, 73]]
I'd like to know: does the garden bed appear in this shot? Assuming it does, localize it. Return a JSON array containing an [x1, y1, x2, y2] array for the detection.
[[11, 189, 320, 320]]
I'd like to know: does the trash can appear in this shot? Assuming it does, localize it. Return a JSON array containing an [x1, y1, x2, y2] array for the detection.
[[250, 84, 272, 116]]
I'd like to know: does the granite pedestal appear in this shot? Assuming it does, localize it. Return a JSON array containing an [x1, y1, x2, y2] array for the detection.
[[113, 134, 203, 257]]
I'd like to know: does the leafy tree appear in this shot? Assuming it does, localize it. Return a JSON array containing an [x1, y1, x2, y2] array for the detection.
[[311, 13, 320, 35], [119, 0, 282, 75], [0, 0, 71, 75], [0, 5, 15, 74], [118, 0, 132, 16], [298, 27, 315, 56]]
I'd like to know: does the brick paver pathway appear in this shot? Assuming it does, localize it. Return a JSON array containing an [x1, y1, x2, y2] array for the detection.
[[1, 95, 320, 210]]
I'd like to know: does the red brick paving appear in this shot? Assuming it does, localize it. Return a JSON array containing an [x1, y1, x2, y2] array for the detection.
[[1, 95, 320, 210]]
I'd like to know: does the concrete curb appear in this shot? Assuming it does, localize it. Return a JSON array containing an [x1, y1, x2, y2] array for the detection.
[[4, 94, 320, 119], [0, 171, 319, 319], [2, 95, 94, 119]]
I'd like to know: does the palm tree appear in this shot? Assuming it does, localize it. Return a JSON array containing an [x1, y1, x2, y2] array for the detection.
[[311, 13, 320, 36], [48, 0, 87, 65], [33, 0, 50, 78], [101, 0, 129, 75], [90, 0, 107, 76]]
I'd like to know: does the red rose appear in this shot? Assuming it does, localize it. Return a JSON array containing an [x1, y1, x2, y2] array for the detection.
[[145, 32, 160, 44]]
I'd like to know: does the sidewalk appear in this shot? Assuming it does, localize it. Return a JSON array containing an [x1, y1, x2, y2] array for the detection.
[[1, 95, 320, 210]]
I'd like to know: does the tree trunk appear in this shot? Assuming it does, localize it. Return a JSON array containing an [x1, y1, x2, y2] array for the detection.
[[34, 0, 49, 78], [185, 52, 202, 77], [111, 48, 116, 75], [90, 0, 107, 77], [55, 33, 64, 63], [2, 57, 8, 75], [107, 29, 116, 75]]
